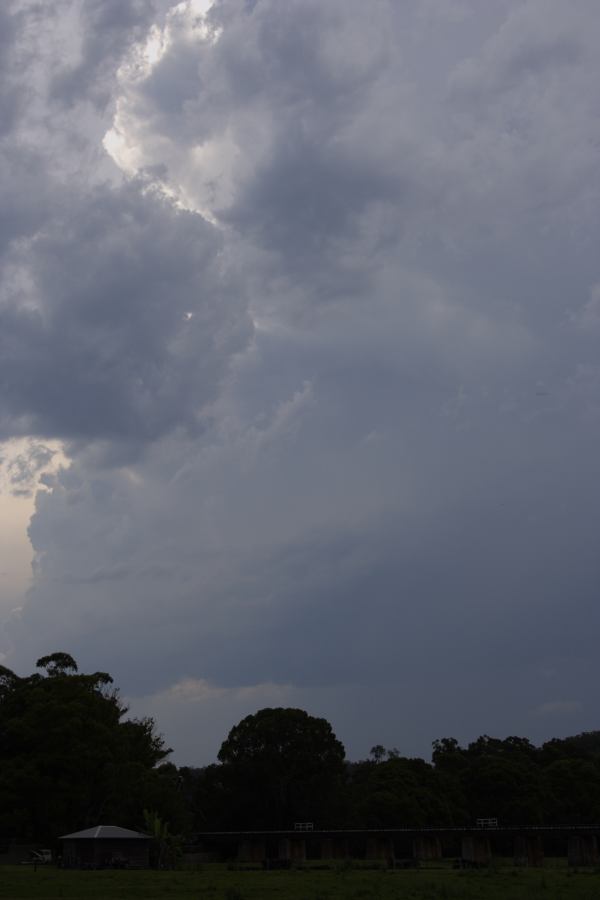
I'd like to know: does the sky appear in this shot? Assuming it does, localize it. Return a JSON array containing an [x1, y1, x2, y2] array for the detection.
[[1, 0, 600, 767]]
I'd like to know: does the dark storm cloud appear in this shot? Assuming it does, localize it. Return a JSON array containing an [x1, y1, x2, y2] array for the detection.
[[49, 0, 164, 107], [0, 6, 24, 135], [0, 147, 55, 259], [0, 181, 251, 449], [3, 0, 600, 763]]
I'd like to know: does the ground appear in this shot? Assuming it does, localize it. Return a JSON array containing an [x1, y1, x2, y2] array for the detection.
[[2, 863, 600, 900]]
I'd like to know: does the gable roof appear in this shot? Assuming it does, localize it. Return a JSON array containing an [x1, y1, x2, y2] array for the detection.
[[60, 825, 150, 840]]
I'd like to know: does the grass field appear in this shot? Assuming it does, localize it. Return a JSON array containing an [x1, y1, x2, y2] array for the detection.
[[2, 865, 600, 900]]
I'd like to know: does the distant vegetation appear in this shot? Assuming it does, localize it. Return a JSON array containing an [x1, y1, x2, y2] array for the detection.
[[2, 654, 600, 844]]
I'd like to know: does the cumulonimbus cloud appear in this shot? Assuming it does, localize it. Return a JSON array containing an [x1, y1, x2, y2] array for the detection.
[[2, 0, 600, 763]]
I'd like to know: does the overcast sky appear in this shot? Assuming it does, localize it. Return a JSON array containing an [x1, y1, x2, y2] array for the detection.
[[1, 0, 600, 766]]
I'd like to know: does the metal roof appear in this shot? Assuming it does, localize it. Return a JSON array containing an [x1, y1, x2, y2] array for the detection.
[[60, 825, 150, 840]]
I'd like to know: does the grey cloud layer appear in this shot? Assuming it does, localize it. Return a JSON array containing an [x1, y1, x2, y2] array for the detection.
[[2, 0, 600, 762], [0, 183, 250, 446]]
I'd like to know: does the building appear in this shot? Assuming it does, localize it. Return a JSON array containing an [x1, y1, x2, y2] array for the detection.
[[60, 825, 151, 868]]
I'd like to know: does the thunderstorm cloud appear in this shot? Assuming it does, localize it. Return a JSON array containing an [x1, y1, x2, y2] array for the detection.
[[1, 0, 599, 763]]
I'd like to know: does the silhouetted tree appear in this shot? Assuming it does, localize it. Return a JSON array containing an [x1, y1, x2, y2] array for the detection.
[[215, 707, 346, 828], [0, 654, 173, 842]]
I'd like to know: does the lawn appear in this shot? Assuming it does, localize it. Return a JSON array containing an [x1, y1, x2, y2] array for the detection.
[[2, 865, 600, 900]]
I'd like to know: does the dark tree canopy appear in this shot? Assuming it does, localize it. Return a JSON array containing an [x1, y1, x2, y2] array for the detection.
[[0, 654, 179, 842], [218, 707, 345, 768], [215, 707, 346, 829], [3, 654, 600, 841], [428, 732, 600, 827], [189, 720, 600, 833], [36, 652, 79, 676]]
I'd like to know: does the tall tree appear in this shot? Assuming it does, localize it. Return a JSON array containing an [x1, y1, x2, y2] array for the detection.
[[0, 654, 172, 842], [216, 707, 346, 829]]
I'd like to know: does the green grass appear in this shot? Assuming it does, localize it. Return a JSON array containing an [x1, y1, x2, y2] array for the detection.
[[1, 865, 600, 900]]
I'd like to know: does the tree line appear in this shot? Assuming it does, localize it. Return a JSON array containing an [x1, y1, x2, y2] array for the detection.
[[1, 654, 600, 844]]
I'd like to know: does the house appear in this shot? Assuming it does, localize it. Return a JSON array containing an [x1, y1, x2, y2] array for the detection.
[[60, 825, 151, 868]]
